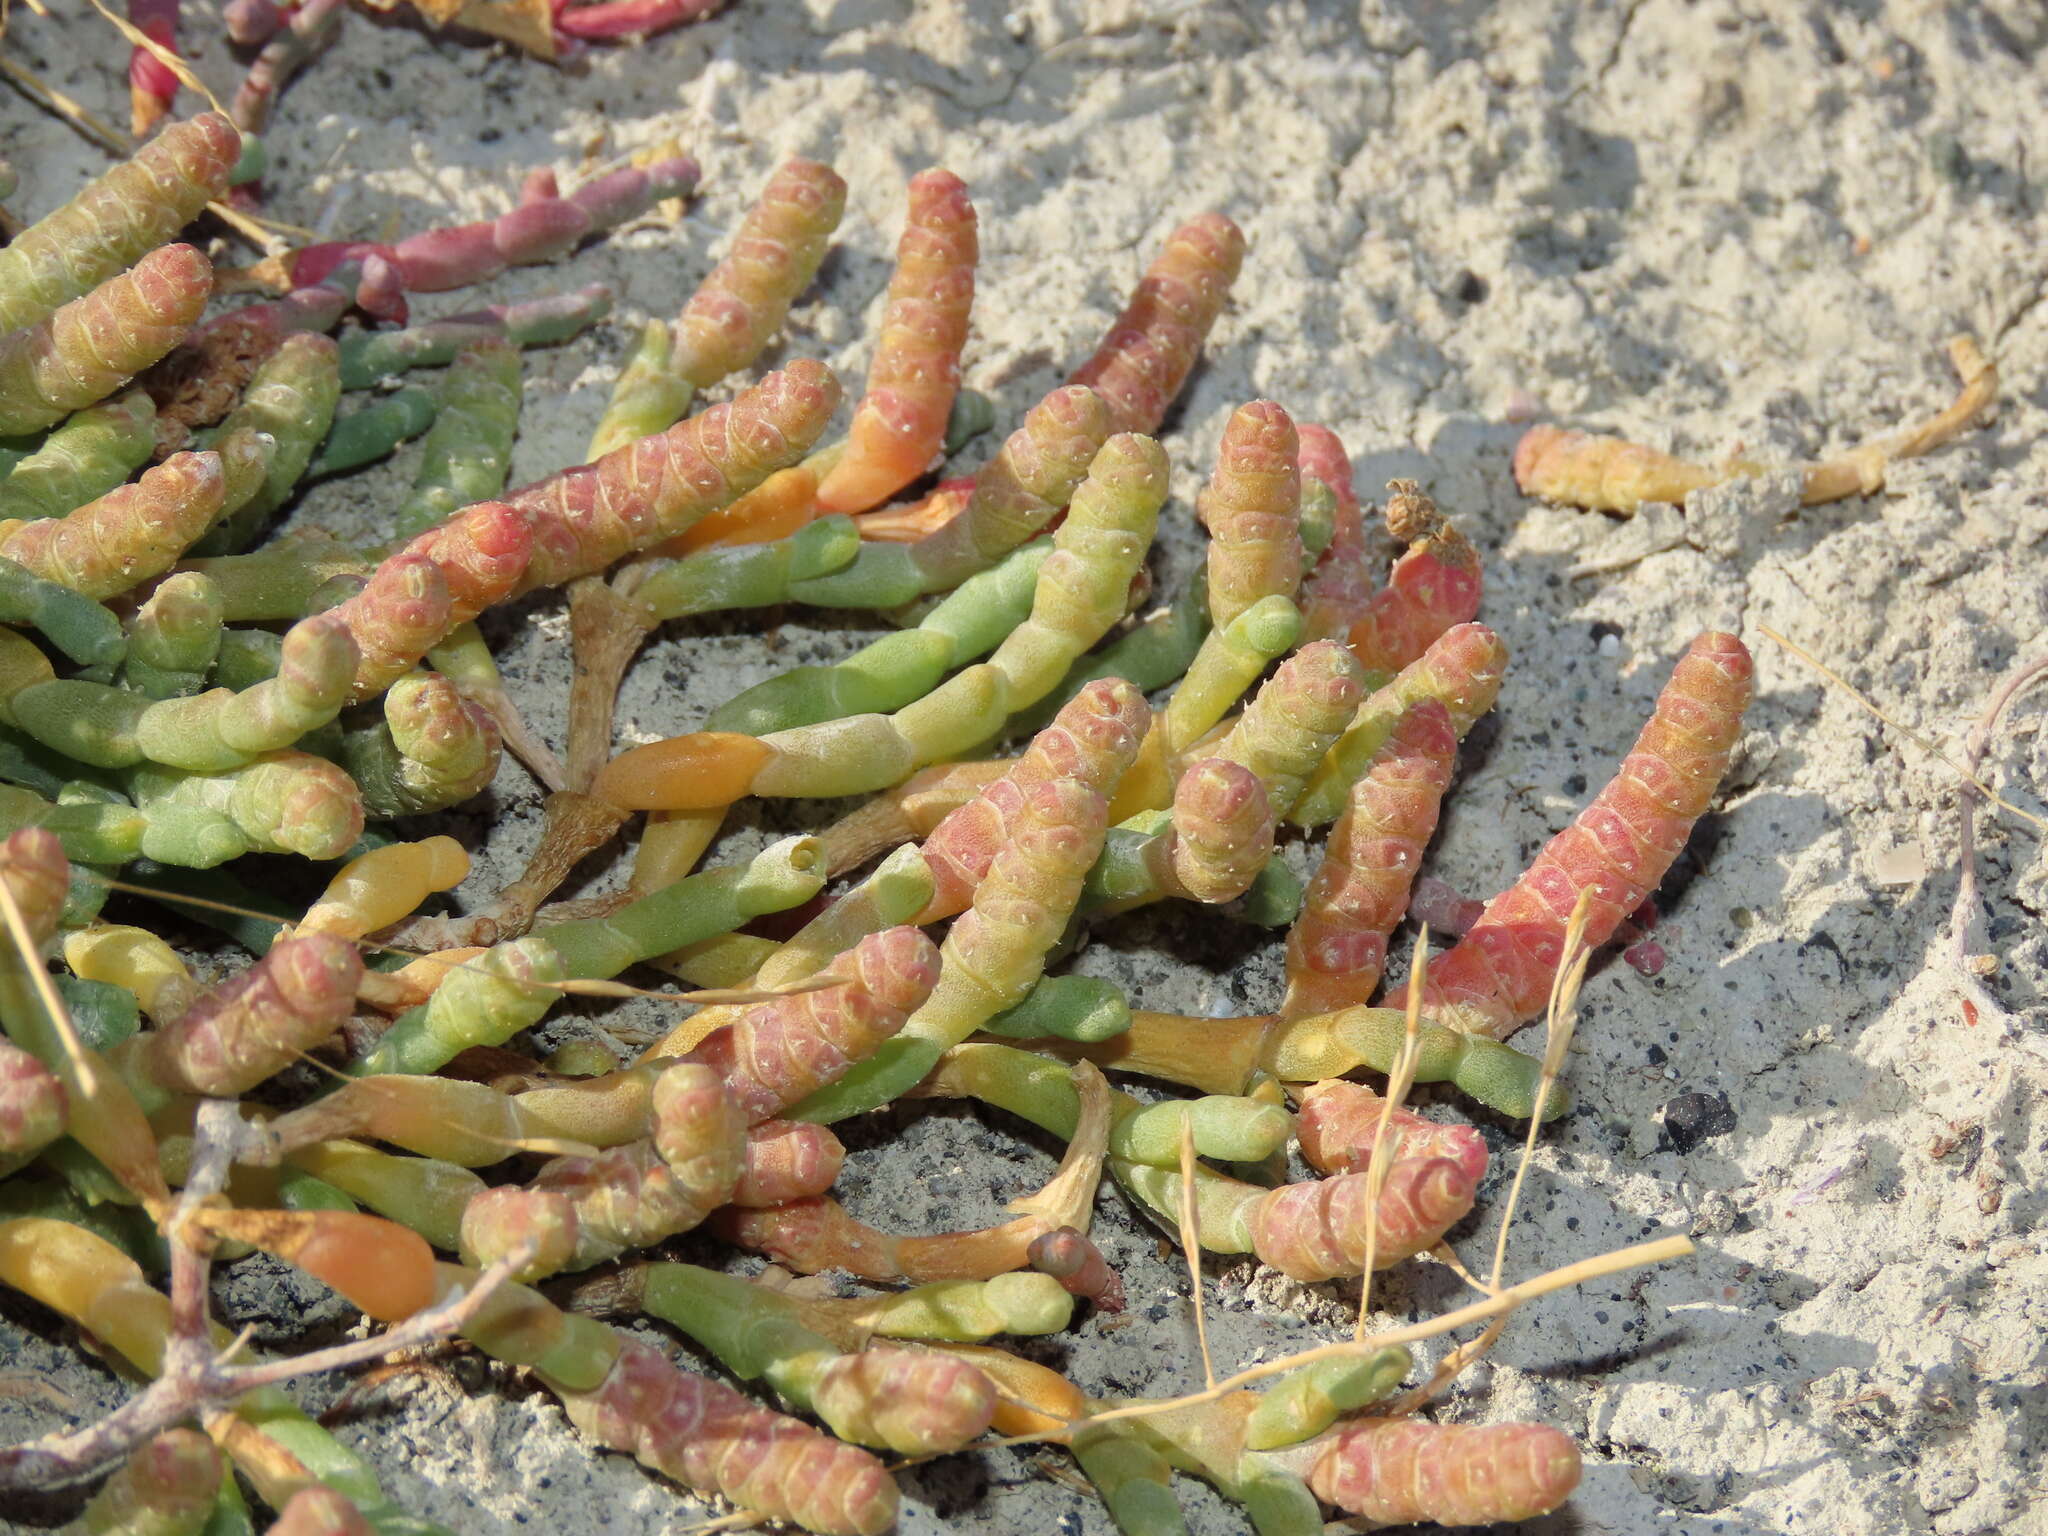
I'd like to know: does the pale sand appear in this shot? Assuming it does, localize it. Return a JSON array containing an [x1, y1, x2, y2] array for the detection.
[[1, 2, 2044, 1532]]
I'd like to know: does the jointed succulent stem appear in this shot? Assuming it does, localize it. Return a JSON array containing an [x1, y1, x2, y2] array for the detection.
[[0, 112, 1770, 1536]]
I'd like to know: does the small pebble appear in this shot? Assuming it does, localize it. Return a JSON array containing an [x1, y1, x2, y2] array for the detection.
[[1410, 875, 1484, 937], [1868, 838, 1927, 888], [1624, 939, 1667, 976], [1659, 1090, 1736, 1153]]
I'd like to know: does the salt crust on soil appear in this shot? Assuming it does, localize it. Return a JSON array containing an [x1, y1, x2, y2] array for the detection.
[[2, 2, 2045, 1533]]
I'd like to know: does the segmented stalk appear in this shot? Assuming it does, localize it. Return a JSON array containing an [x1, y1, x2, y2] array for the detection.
[[1280, 697, 1456, 1021], [1199, 400, 1302, 627], [0, 392, 154, 521], [1068, 212, 1245, 433], [506, 360, 840, 590], [1296, 422, 1372, 644], [673, 158, 846, 388], [815, 168, 977, 514], [1309, 1419, 1581, 1526], [917, 676, 1148, 920], [1344, 480, 1483, 683], [0, 449, 224, 600], [0, 113, 237, 336], [791, 382, 1114, 609], [693, 924, 939, 1123], [392, 338, 521, 538], [113, 933, 360, 1098], [1424, 632, 1754, 1038], [189, 331, 340, 556], [0, 245, 213, 436], [1293, 1079, 1489, 1183]]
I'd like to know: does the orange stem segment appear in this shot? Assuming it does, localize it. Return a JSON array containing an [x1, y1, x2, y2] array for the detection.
[[591, 732, 772, 811]]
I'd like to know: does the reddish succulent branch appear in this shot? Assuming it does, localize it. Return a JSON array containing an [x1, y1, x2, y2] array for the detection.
[[116, 933, 361, 1097], [1068, 212, 1246, 433], [1027, 1226, 1124, 1313], [673, 158, 847, 389], [1294, 1080, 1489, 1184], [1280, 698, 1456, 1022], [230, 0, 345, 139], [0, 244, 213, 437], [1198, 400, 1302, 627], [552, 0, 725, 40], [273, 156, 699, 316], [1244, 1157, 1481, 1282], [815, 168, 977, 515], [1297, 423, 1373, 644], [1344, 481, 1483, 683], [503, 360, 840, 590], [692, 925, 940, 1123], [1309, 1419, 1582, 1526], [558, 1335, 897, 1536], [126, 0, 183, 137], [1424, 632, 1755, 1038], [917, 677, 1148, 922]]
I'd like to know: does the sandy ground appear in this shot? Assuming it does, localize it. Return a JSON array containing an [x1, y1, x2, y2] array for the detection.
[[2, 0, 2046, 1532]]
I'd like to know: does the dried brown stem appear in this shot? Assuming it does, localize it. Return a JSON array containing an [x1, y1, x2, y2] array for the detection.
[[452, 668, 570, 793], [566, 575, 659, 794], [1797, 336, 1997, 505], [1947, 651, 2048, 1020], [0, 1101, 526, 1489], [390, 792, 630, 950], [1000, 1235, 1693, 1445]]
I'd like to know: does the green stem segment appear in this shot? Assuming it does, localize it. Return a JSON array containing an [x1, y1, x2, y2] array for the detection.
[[747, 434, 1167, 801], [637, 1263, 1000, 1457], [704, 540, 1051, 736], [588, 318, 694, 460], [1013, 582, 1209, 736], [0, 557, 126, 666], [304, 387, 437, 480], [189, 332, 341, 558], [624, 516, 859, 621], [641, 1263, 865, 1412], [337, 285, 613, 389], [353, 835, 827, 1077], [392, 338, 521, 539], [0, 392, 155, 520], [981, 973, 1130, 1044], [1161, 594, 1300, 754]]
